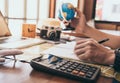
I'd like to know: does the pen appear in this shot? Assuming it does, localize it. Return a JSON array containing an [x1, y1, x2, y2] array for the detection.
[[98, 38, 109, 44]]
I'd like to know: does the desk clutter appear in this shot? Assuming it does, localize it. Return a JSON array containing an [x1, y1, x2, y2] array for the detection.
[[0, 40, 120, 82]]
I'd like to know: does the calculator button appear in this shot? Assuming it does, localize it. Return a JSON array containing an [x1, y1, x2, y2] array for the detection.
[[78, 65, 84, 68], [83, 68, 89, 71], [71, 65, 77, 68], [80, 69, 87, 73], [86, 74, 92, 78], [63, 65, 69, 68], [55, 65, 61, 69], [60, 61, 67, 65], [60, 67, 66, 71], [76, 68, 81, 71], [69, 66, 75, 70], [67, 62, 73, 65], [78, 71, 85, 76], [87, 71, 94, 75], [58, 63, 64, 66], [66, 68, 73, 72], [73, 62, 79, 66], [72, 70, 79, 75]]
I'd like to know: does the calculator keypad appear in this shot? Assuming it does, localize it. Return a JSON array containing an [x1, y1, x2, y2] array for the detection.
[[54, 61, 97, 79]]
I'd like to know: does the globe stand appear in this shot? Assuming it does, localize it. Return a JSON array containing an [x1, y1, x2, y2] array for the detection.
[[62, 23, 75, 31]]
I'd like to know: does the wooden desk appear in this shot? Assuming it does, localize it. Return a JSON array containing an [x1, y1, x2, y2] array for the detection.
[[0, 43, 113, 83]]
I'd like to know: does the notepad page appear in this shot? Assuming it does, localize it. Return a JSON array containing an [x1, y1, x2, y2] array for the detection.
[[42, 41, 80, 60]]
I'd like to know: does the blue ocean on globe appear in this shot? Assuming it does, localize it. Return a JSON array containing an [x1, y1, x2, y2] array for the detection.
[[58, 3, 75, 21]]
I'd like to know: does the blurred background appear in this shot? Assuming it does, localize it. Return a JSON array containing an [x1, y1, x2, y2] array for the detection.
[[1, 0, 120, 36]]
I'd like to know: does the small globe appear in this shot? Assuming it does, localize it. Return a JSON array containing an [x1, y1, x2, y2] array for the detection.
[[58, 3, 75, 22]]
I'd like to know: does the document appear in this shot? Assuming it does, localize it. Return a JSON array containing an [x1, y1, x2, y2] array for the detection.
[[42, 41, 80, 60]]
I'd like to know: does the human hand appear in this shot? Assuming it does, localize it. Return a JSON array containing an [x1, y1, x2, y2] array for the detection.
[[70, 8, 88, 34], [74, 38, 115, 65], [0, 49, 23, 57], [62, 8, 89, 37]]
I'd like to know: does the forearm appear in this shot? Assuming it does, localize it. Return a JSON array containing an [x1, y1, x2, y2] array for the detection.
[[84, 25, 120, 49]]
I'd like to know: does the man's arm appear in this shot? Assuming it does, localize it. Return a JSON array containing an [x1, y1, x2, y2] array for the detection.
[[83, 26, 120, 49]]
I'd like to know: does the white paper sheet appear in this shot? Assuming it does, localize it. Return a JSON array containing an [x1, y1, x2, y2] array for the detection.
[[42, 41, 80, 60]]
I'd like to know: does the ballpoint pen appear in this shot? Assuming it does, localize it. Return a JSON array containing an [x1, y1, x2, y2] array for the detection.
[[98, 38, 109, 44]]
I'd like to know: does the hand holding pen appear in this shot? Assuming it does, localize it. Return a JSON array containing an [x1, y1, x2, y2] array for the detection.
[[74, 38, 114, 65]]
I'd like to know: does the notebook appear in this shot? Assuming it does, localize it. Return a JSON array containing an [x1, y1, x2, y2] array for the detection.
[[0, 11, 45, 49]]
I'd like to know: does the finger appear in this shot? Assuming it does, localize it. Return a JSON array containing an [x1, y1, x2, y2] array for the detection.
[[78, 52, 89, 61], [77, 38, 98, 46], [74, 46, 86, 55], [75, 45, 90, 59], [75, 44, 85, 50], [74, 8, 81, 17], [77, 47, 94, 60], [0, 49, 23, 56], [76, 38, 90, 44], [75, 39, 92, 50], [77, 53, 87, 60]]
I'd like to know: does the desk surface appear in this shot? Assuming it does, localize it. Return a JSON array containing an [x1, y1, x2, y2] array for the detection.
[[0, 43, 113, 83]]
